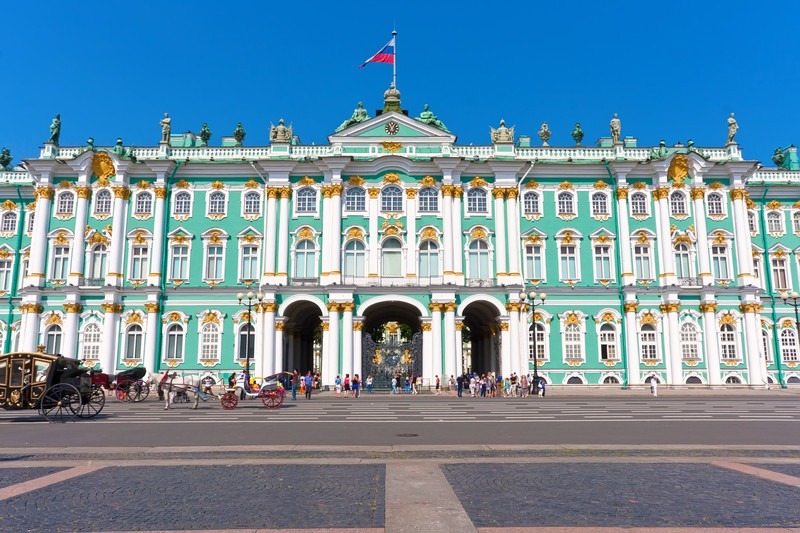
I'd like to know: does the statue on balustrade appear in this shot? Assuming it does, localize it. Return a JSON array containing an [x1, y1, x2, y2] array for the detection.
[[335, 102, 370, 132], [726, 113, 738, 145], [571, 123, 584, 146], [0, 148, 11, 170], [538, 122, 551, 146], [772, 148, 786, 168], [649, 139, 669, 160], [490, 119, 514, 143], [199, 123, 212, 146], [609, 113, 621, 144], [233, 122, 246, 145], [160, 113, 171, 143], [47, 114, 61, 145], [416, 104, 449, 132], [270, 118, 293, 143]]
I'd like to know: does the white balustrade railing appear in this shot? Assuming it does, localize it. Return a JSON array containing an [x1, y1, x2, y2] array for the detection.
[[750, 169, 800, 183], [0, 171, 33, 183]]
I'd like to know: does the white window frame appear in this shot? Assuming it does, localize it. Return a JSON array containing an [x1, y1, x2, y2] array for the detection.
[[557, 191, 576, 216], [563, 323, 584, 362], [528, 321, 550, 363], [173, 191, 193, 218], [524, 241, 546, 281], [706, 192, 726, 217], [749, 211, 759, 234], [199, 322, 222, 363], [674, 243, 694, 279], [86, 244, 108, 281], [780, 327, 798, 363], [598, 323, 619, 361], [235, 322, 256, 362], [381, 186, 404, 213], [293, 238, 318, 279], [719, 323, 740, 361], [122, 323, 144, 361], [239, 241, 261, 282], [50, 242, 71, 281], [241, 190, 262, 218], [466, 238, 492, 280], [669, 191, 688, 217], [93, 189, 112, 216], [79, 322, 102, 361], [206, 190, 228, 218], [711, 243, 731, 281], [592, 242, 614, 282], [629, 192, 649, 216], [680, 321, 701, 361], [129, 243, 150, 282], [639, 323, 660, 361], [295, 187, 318, 215], [793, 212, 800, 234], [164, 322, 185, 362], [770, 253, 790, 292], [134, 191, 153, 216], [44, 324, 63, 355], [767, 211, 784, 234], [0, 255, 13, 292], [380, 237, 404, 278], [418, 239, 440, 279], [762, 326, 773, 364], [169, 242, 191, 281], [56, 191, 75, 216], [466, 188, 488, 215], [633, 243, 654, 281], [590, 192, 609, 218], [523, 191, 541, 216], [1, 212, 17, 234], [417, 187, 439, 213], [344, 187, 366, 213], [558, 242, 580, 282]]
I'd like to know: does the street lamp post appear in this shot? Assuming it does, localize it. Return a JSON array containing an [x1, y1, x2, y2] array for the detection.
[[237, 291, 264, 388], [519, 291, 546, 394]]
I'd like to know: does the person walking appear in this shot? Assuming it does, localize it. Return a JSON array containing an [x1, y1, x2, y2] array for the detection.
[[343, 374, 351, 398], [411, 373, 418, 395], [650, 375, 658, 397], [435, 375, 441, 395], [456, 374, 464, 397], [366, 375, 373, 394], [335, 375, 342, 397], [304, 371, 313, 400], [352, 374, 360, 398], [291, 369, 299, 400], [391, 375, 398, 394], [539, 379, 546, 398]]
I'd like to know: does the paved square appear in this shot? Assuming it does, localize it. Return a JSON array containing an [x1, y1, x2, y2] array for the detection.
[[442, 463, 800, 528], [0, 464, 385, 532], [0, 467, 65, 489]]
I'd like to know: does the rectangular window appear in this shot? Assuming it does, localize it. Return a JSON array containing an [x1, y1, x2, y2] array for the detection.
[[634, 245, 651, 279], [771, 257, 788, 290], [525, 244, 542, 280], [594, 245, 611, 280], [52, 245, 70, 280], [171, 245, 189, 280], [206, 245, 224, 280], [131, 245, 149, 280], [0, 259, 11, 291], [712, 245, 729, 279], [560, 244, 577, 280], [241, 245, 259, 280]]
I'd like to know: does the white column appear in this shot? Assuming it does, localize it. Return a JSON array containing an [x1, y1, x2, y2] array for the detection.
[[100, 304, 121, 373], [493, 189, 507, 278], [68, 186, 91, 285], [274, 322, 285, 373], [328, 308, 340, 385], [26, 186, 53, 288], [455, 321, 464, 377], [617, 189, 635, 285], [21, 304, 41, 352], [507, 304, 520, 377], [741, 305, 764, 386], [149, 186, 167, 286], [730, 188, 755, 285], [263, 303, 276, 377], [106, 186, 130, 288], [342, 302, 354, 379], [321, 322, 331, 387], [430, 303, 443, 385], [441, 187, 454, 279], [664, 304, 682, 384], [263, 188, 279, 279], [506, 190, 521, 281], [692, 188, 713, 284], [624, 303, 640, 385], [443, 302, 457, 382], [653, 188, 675, 286], [701, 303, 722, 385], [276, 187, 291, 282], [500, 322, 511, 378], [329, 185, 343, 282], [405, 189, 417, 278], [143, 303, 160, 374], [368, 188, 379, 278], [254, 306, 265, 378], [353, 321, 363, 380], [61, 304, 81, 359], [452, 188, 464, 280]]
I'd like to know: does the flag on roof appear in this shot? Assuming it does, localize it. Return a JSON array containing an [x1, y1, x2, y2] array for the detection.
[[358, 37, 395, 68]]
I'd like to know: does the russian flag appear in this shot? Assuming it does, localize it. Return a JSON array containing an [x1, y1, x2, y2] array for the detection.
[[358, 37, 395, 68]]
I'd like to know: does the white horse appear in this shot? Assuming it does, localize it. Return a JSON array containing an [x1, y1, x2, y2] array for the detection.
[[148, 371, 204, 410]]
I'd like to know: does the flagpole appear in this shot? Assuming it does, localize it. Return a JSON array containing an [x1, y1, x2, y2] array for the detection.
[[392, 30, 397, 88]]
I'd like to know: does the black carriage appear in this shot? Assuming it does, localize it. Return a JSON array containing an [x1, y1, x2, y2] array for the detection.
[[0, 351, 105, 422], [90, 367, 149, 402]]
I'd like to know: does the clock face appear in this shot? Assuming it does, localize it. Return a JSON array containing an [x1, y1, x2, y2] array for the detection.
[[385, 121, 400, 135]]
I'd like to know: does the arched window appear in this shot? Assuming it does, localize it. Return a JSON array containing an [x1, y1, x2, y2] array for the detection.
[[670, 191, 687, 216], [707, 192, 724, 215], [1, 212, 17, 233], [95, 189, 112, 215], [418, 188, 438, 212], [343, 240, 366, 278], [725, 376, 741, 384], [640, 324, 658, 360], [603, 376, 620, 384], [674, 243, 691, 278], [135, 192, 153, 215], [238, 323, 255, 361], [381, 186, 403, 212], [599, 323, 617, 360], [591, 193, 608, 216], [419, 240, 439, 278], [294, 239, 316, 278], [165, 323, 184, 360], [87, 244, 107, 280], [630, 193, 647, 215], [57, 192, 75, 215], [564, 323, 582, 361], [174, 192, 191, 215], [680, 322, 700, 360], [529, 322, 546, 361], [780, 328, 798, 362], [243, 191, 260, 215], [208, 191, 226, 215], [45, 324, 63, 355], [557, 192, 575, 215], [711, 244, 729, 279], [80, 323, 102, 361], [381, 238, 402, 277], [468, 239, 490, 278], [344, 188, 365, 212], [719, 324, 738, 360], [767, 211, 783, 233], [125, 324, 143, 360], [793, 212, 800, 234], [200, 323, 221, 362], [296, 188, 316, 213], [466, 189, 487, 213], [523, 192, 539, 215]]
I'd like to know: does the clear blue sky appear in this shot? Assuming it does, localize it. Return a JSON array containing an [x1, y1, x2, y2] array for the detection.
[[1, 0, 797, 167]]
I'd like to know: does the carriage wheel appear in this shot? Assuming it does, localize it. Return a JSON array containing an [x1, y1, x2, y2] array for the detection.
[[220, 392, 238, 410], [77, 385, 106, 418], [261, 388, 285, 409], [128, 380, 149, 402], [39, 383, 81, 423]]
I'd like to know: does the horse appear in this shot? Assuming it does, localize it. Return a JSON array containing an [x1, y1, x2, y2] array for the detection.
[[148, 371, 205, 410]]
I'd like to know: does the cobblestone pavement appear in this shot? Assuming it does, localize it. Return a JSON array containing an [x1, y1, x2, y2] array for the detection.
[[0, 467, 65, 489], [0, 465, 385, 533], [441, 462, 800, 528]]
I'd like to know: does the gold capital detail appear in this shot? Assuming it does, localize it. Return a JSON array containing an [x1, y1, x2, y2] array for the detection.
[[262, 302, 279, 313], [729, 189, 746, 201], [275, 322, 285, 331], [615, 188, 629, 200], [441, 185, 454, 197], [623, 303, 638, 313], [421, 323, 432, 331], [279, 187, 292, 199], [428, 303, 444, 312], [452, 187, 463, 198], [327, 302, 340, 312], [690, 188, 706, 200], [144, 303, 160, 313], [505, 302, 522, 312], [368, 188, 381, 199], [341, 302, 356, 312], [268, 187, 281, 199], [62, 303, 83, 313], [444, 302, 457, 312], [593, 180, 608, 189], [492, 188, 506, 199], [154, 187, 167, 199], [113, 187, 131, 200], [652, 187, 670, 200], [455, 322, 464, 331], [499, 322, 509, 331], [699, 303, 718, 313], [320, 322, 330, 331], [353, 321, 364, 331], [659, 303, 681, 314], [35, 187, 54, 200], [330, 184, 343, 197], [405, 188, 418, 199], [101, 303, 124, 314], [739, 303, 759, 314], [75, 187, 91, 200]]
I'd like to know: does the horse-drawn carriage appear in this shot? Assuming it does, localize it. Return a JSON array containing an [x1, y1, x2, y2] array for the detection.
[[220, 372, 290, 410], [0, 351, 105, 422], [90, 367, 149, 402]]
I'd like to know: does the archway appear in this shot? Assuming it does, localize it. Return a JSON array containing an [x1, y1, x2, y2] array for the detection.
[[360, 300, 422, 389], [461, 300, 502, 376], [281, 300, 323, 375]]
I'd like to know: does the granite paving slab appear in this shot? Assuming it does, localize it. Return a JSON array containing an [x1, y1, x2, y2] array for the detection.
[[0, 467, 65, 489]]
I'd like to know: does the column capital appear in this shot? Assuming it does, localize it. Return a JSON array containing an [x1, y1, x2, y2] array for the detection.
[[275, 322, 285, 331], [367, 187, 381, 198], [267, 187, 281, 199], [492, 188, 506, 199], [498, 322, 509, 331], [321, 322, 330, 331], [279, 186, 292, 199], [353, 321, 364, 331], [153, 187, 167, 199], [690, 187, 706, 200], [421, 322, 432, 331], [652, 187, 670, 201], [330, 184, 343, 197], [101, 303, 123, 314], [19, 303, 43, 314], [327, 301, 341, 312], [62, 303, 83, 313], [75, 186, 92, 200], [623, 302, 638, 313], [443, 302, 457, 313], [615, 187, 629, 200], [739, 303, 760, 314], [405, 188, 418, 199], [699, 302, 718, 313], [441, 185, 454, 197], [341, 302, 356, 312], [112, 186, 131, 200], [144, 303, 160, 314], [262, 302, 279, 313], [729, 188, 746, 201], [505, 302, 523, 312], [452, 186, 463, 198], [428, 302, 445, 312], [659, 303, 681, 314], [35, 186, 54, 200]]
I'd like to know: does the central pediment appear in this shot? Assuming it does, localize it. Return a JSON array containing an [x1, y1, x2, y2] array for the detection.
[[328, 111, 456, 144]]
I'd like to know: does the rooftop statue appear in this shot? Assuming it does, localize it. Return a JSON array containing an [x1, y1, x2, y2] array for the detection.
[[160, 113, 171, 143], [772, 148, 786, 168], [0, 148, 11, 170], [726, 113, 738, 145], [571, 123, 584, 146], [335, 102, 370, 132], [610, 113, 621, 144], [538, 122, 551, 146], [233, 122, 246, 145], [382, 83, 402, 113], [686, 139, 705, 157], [490, 119, 514, 144], [199, 123, 212, 146], [47, 114, 61, 145], [111, 138, 125, 157], [270, 118, 293, 143], [416, 104, 449, 132], [649, 139, 669, 160]]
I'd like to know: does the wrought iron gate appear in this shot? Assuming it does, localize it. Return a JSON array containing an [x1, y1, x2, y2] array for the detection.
[[362, 331, 422, 390]]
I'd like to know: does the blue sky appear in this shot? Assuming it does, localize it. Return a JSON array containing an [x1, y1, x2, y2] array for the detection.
[[1, 0, 797, 167]]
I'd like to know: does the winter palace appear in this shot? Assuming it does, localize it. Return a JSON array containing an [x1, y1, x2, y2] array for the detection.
[[1, 86, 799, 389]]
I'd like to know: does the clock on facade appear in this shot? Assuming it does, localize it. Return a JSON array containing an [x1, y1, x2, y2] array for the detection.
[[384, 121, 400, 135]]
